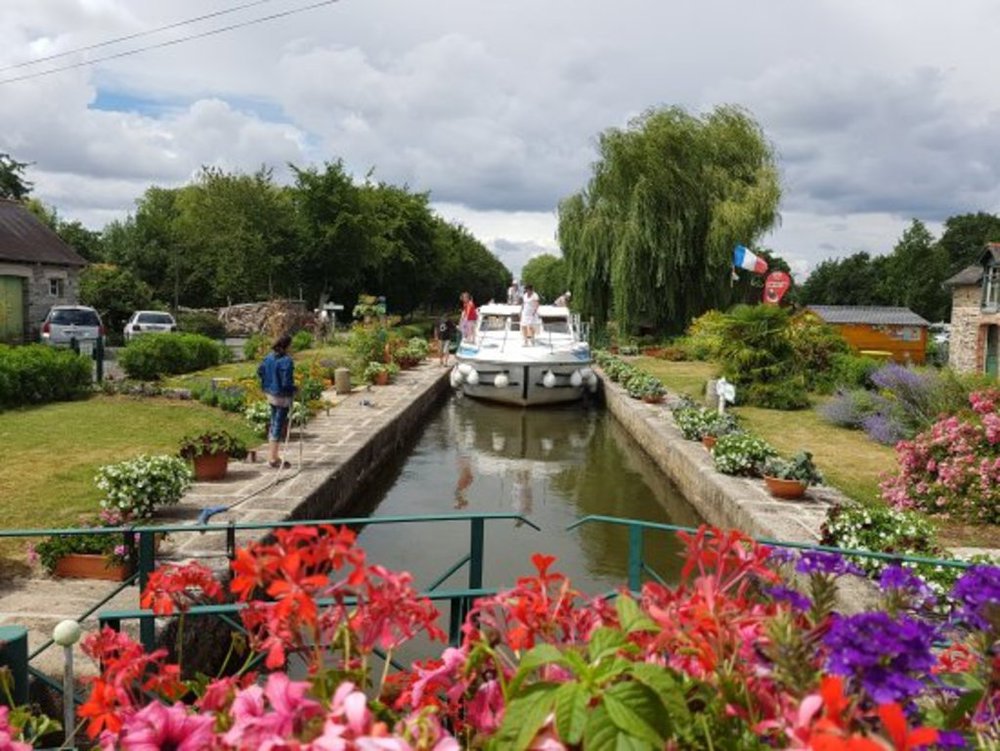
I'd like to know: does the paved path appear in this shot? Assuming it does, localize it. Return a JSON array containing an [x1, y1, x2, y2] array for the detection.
[[0, 361, 450, 678]]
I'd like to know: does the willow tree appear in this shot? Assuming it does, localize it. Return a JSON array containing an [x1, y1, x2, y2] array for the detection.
[[558, 105, 781, 334]]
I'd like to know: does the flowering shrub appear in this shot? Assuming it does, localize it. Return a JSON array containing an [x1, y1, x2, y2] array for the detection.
[[712, 431, 777, 475], [881, 388, 1000, 522], [27, 523, 997, 750], [672, 405, 739, 440], [96, 454, 192, 518]]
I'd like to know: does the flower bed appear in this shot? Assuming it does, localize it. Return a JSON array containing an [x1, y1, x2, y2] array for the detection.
[[6, 524, 997, 749]]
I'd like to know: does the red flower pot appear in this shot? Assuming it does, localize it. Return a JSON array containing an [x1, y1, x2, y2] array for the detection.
[[375, 371, 390, 386], [193, 452, 229, 481], [764, 476, 808, 500], [702, 435, 717, 450], [54, 553, 131, 581]]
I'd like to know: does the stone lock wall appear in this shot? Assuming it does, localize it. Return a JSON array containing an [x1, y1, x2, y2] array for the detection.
[[949, 283, 1000, 373]]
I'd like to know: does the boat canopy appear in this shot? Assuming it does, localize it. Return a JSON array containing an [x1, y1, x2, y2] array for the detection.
[[477, 303, 570, 317]]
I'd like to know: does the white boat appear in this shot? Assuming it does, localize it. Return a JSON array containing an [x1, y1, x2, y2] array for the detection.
[[450, 303, 596, 406]]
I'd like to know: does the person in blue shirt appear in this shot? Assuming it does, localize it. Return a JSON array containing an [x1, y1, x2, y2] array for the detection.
[[257, 334, 296, 468]]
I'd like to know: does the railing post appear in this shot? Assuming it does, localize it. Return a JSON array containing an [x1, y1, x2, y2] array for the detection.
[[468, 518, 484, 591], [0, 626, 29, 705], [137, 530, 157, 650], [628, 524, 643, 593]]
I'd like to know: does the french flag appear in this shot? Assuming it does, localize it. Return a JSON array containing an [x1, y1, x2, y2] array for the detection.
[[733, 245, 768, 275]]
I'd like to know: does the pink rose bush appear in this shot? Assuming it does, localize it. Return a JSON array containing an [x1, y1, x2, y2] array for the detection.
[[881, 388, 1000, 523], [5, 523, 999, 749]]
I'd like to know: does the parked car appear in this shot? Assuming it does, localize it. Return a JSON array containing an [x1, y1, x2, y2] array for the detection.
[[41, 305, 104, 348], [124, 310, 178, 342]]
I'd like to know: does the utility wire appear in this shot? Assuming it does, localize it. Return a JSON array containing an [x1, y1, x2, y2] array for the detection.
[[0, 0, 281, 73], [0, 0, 339, 86]]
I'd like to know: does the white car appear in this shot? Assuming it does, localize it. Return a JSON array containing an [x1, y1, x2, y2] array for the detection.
[[124, 311, 177, 342]]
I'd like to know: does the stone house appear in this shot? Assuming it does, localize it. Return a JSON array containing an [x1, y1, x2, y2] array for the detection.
[[945, 243, 1000, 376], [0, 199, 87, 343]]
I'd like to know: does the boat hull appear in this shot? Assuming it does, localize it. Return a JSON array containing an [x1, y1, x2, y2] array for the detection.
[[454, 360, 594, 406]]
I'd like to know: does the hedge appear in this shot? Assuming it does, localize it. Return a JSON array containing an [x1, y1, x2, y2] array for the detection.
[[118, 333, 231, 380], [0, 344, 92, 408]]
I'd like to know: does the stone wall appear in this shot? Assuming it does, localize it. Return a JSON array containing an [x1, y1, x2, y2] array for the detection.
[[949, 283, 1000, 373], [0, 262, 82, 341], [216, 300, 318, 337]]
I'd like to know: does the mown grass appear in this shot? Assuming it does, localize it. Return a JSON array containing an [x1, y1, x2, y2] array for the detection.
[[0, 395, 259, 574], [636, 358, 1000, 549], [162, 344, 354, 387]]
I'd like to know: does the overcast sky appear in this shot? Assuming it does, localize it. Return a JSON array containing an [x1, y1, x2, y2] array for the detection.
[[4, 0, 1000, 279]]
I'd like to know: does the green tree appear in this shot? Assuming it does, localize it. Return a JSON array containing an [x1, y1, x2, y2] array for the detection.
[[521, 254, 567, 303], [800, 252, 892, 307], [0, 153, 32, 200], [938, 212, 1000, 274], [78, 263, 154, 335], [882, 219, 950, 322], [430, 220, 509, 310], [56, 220, 104, 262], [558, 105, 781, 334]]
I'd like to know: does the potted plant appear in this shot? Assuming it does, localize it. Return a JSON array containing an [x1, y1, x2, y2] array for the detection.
[[639, 376, 667, 404], [179, 430, 249, 481], [701, 412, 740, 450], [364, 361, 391, 386], [35, 529, 133, 581], [762, 451, 824, 500]]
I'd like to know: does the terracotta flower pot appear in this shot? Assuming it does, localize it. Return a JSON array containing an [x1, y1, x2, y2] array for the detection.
[[702, 435, 717, 450], [375, 371, 390, 386], [54, 553, 131, 581], [642, 394, 664, 404], [193, 452, 229, 481], [764, 475, 808, 500]]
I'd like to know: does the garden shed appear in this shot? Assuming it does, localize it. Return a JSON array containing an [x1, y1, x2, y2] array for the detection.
[[0, 198, 87, 343], [944, 242, 1000, 375], [805, 305, 929, 364]]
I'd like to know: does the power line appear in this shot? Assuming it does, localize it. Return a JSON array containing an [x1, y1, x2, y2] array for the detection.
[[0, 0, 340, 86], [0, 0, 281, 73]]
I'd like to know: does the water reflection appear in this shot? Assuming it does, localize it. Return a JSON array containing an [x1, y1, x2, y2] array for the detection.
[[356, 397, 703, 596]]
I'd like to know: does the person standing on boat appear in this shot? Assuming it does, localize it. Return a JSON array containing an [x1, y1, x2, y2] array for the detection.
[[507, 279, 521, 305], [520, 284, 541, 346], [459, 291, 478, 342], [554, 291, 572, 307]]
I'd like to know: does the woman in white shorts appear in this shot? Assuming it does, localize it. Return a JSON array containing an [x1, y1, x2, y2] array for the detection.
[[520, 284, 541, 345]]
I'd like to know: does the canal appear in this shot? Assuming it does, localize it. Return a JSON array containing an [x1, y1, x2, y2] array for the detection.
[[355, 396, 704, 597]]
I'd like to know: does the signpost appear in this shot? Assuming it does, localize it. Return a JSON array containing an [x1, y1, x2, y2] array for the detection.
[[763, 271, 792, 305], [715, 377, 736, 415]]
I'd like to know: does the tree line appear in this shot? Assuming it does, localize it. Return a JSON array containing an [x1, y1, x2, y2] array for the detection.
[[1, 155, 511, 329]]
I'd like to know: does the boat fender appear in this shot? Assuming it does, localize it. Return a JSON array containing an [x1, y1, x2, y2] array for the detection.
[[542, 371, 556, 389], [458, 363, 473, 376], [467, 369, 480, 386], [494, 373, 509, 388], [587, 373, 599, 392], [450, 368, 463, 388], [579, 367, 593, 381], [570, 370, 583, 388]]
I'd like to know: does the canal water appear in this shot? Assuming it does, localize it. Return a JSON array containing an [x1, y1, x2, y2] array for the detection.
[[355, 396, 704, 597]]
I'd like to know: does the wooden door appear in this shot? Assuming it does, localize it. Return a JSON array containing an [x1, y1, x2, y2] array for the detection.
[[0, 276, 24, 343], [987, 325, 999, 378]]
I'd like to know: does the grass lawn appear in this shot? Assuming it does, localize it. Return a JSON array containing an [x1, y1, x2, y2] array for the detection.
[[163, 344, 354, 387], [0, 395, 259, 574], [635, 358, 1000, 550]]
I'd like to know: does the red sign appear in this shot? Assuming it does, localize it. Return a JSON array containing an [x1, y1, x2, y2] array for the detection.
[[763, 271, 791, 305]]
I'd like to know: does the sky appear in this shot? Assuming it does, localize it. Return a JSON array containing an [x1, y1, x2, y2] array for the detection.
[[4, 1, 1000, 280]]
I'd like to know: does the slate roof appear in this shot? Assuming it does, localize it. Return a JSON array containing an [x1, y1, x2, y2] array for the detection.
[[944, 264, 983, 287], [807, 305, 930, 327], [0, 199, 87, 266]]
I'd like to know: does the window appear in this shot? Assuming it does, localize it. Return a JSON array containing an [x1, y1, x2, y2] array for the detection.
[[48, 278, 64, 297], [983, 264, 1000, 311], [50, 309, 100, 326], [137, 312, 175, 325]]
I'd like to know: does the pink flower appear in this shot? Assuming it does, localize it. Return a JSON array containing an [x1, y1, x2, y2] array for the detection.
[[408, 647, 467, 705], [329, 682, 372, 736], [467, 679, 504, 734], [117, 702, 214, 751], [0, 707, 31, 751]]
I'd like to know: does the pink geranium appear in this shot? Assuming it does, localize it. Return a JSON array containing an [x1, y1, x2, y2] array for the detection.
[[115, 703, 214, 751]]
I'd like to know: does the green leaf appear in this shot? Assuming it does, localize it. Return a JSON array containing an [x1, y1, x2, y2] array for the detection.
[[628, 662, 689, 724], [554, 682, 588, 746], [589, 626, 626, 660], [603, 681, 669, 746], [615, 595, 657, 634], [494, 683, 559, 751], [584, 704, 656, 751], [508, 644, 571, 695]]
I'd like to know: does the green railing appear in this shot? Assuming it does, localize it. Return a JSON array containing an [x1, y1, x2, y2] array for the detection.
[[566, 514, 973, 595]]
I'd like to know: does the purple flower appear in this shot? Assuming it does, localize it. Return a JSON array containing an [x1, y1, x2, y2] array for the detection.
[[824, 611, 937, 704], [861, 412, 909, 446], [950, 565, 1000, 631], [936, 731, 968, 749], [879, 564, 935, 607], [767, 547, 797, 566], [796, 551, 864, 578], [766, 585, 811, 612]]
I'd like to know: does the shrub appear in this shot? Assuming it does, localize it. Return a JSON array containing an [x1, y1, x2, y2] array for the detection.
[[711, 431, 777, 476], [0, 344, 92, 408], [673, 406, 739, 441], [820, 388, 882, 429], [176, 311, 226, 340], [349, 323, 390, 366], [96, 454, 192, 518], [119, 333, 230, 380], [742, 378, 810, 410], [881, 388, 1000, 523], [682, 310, 727, 360], [828, 353, 880, 390], [244, 400, 309, 437], [787, 313, 850, 392], [243, 334, 268, 361], [290, 330, 314, 352]]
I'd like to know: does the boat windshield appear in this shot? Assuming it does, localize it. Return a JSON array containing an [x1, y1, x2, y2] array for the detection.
[[540, 316, 570, 334], [480, 315, 509, 332]]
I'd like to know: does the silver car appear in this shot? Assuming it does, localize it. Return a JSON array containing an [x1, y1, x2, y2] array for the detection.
[[41, 305, 104, 349], [124, 310, 177, 342]]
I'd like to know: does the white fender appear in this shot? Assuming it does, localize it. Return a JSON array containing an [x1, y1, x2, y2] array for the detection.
[[542, 371, 557, 389], [467, 369, 480, 386], [570, 370, 583, 388], [494, 373, 510, 388]]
